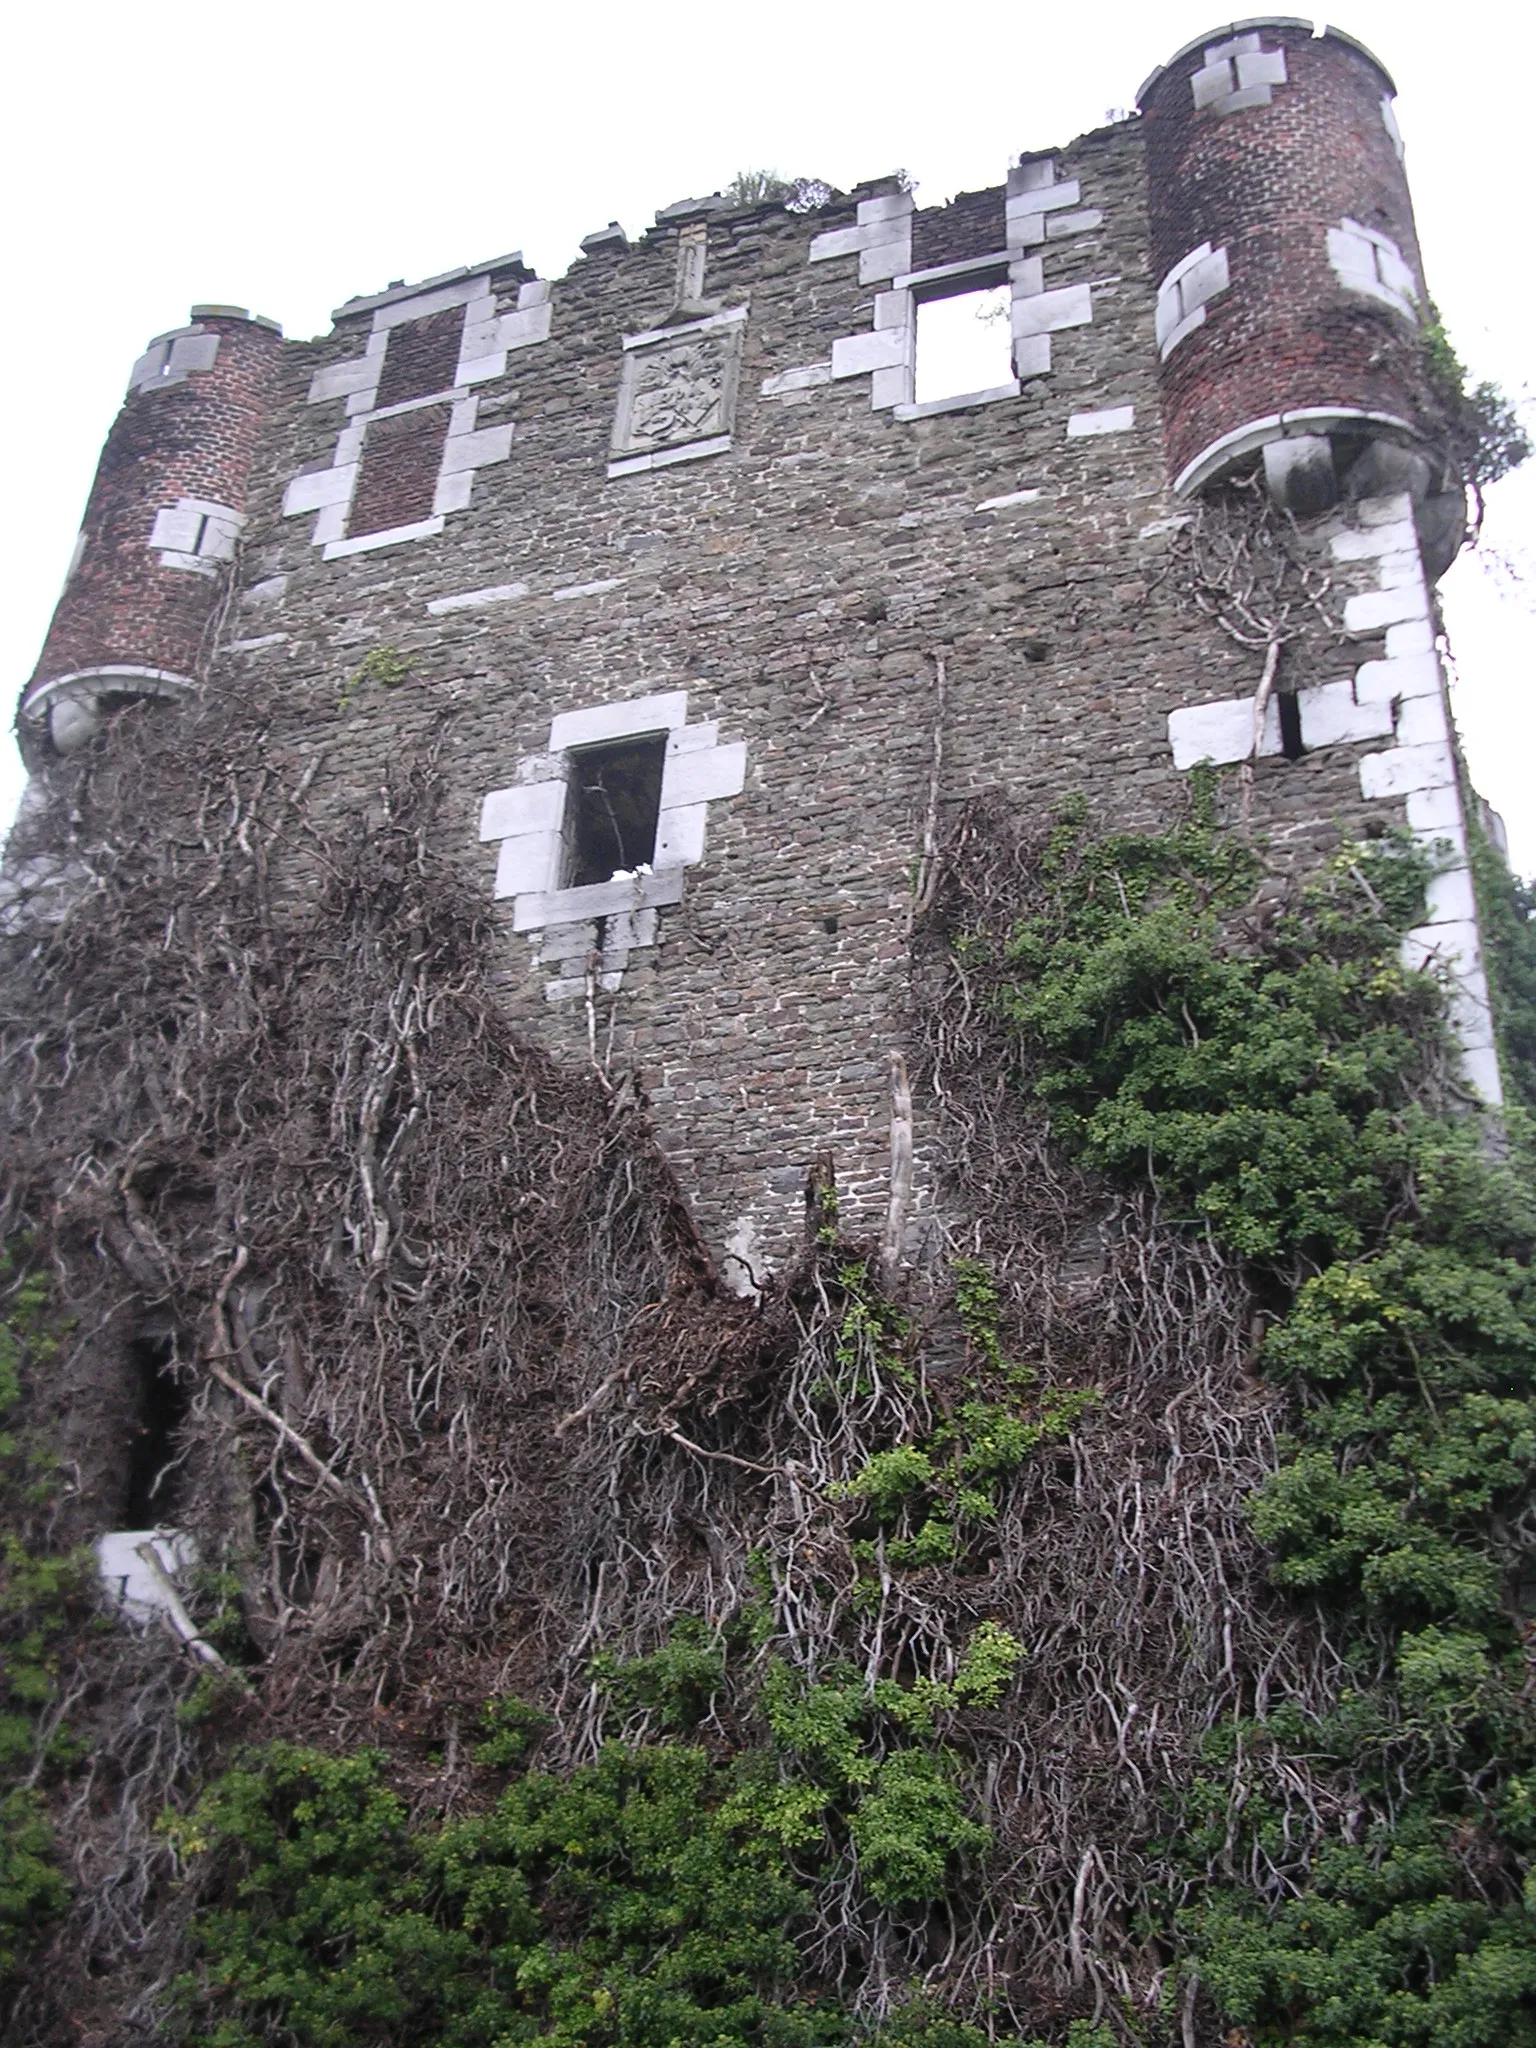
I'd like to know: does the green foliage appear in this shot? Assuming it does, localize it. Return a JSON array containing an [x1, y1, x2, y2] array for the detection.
[[1469, 814, 1536, 1113], [339, 645, 411, 711], [973, 805, 1536, 2042], [1423, 310, 1532, 497], [590, 1621, 726, 1730], [994, 821, 1441, 1261], [473, 1696, 551, 1770], [0, 1246, 86, 1989]]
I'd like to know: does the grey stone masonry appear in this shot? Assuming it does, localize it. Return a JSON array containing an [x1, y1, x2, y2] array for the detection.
[[37, 61, 1500, 1279]]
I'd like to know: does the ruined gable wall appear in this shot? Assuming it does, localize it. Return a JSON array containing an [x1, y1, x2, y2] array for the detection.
[[215, 112, 1383, 1271]]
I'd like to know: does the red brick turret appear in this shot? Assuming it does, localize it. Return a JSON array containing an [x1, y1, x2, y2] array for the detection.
[[19, 307, 283, 757]]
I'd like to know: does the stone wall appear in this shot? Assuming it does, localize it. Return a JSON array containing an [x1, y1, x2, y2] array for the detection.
[[15, 24, 1495, 1275]]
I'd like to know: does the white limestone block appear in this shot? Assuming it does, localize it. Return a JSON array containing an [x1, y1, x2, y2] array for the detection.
[[150, 504, 206, 552], [760, 363, 833, 395], [1010, 256, 1045, 295], [808, 224, 864, 263], [832, 327, 911, 377], [511, 866, 686, 934], [480, 780, 566, 841], [129, 343, 169, 390], [551, 578, 624, 602], [858, 192, 914, 225], [549, 690, 688, 752], [1376, 549, 1426, 593], [1423, 865, 1478, 927], [1344, 584, 1428, 634], [1294, 678, 1394, 749], [1009, 158, 1058, 193], [1168, 694, 1281, 770], [1393, 693, 1450, 747], [1007, 214, 1045, 249], [859, 236, 911, 284], [433, 472, 475, 515], [1460, 1043, 1504, 1107], [494, 832, 564, 900], [1331, 518, 1417, 561], [501, 302, 553, 349], [874, 289, 913, 329], [1182, 246, 1230, 307], [655, 802, 709, 866], [1011, 284, 1092, 338], [425, 581, 529, 615], [1404, 784, 1465, 843], [167, 332, 219, 377], [1067, 406, 1134, 437], [1358, 740, 1456, 800], [870, 366, 912, 409], [1386, 619, 1436, 658], [1191, 58, 1234, 108], [308, 355, 379, 404], [1236, 47, 1286, 89], [1046, 209, 1104, 239], [1013, 335, 1051, 378], [282, 464, 357, 514], [666, 721, 720, 756], [439, 423, 513, 474], [1401, 917, 1482, 978], [659, 740, 747, 807], [97, 1530, 198, 1624], [1158, 306, 1206, 358]]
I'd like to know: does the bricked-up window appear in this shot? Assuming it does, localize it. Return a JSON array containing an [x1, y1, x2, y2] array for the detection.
[[910, 189, 1007, 273], [914, 282, 1014, 404], [567, 736, 668, 887], [374, 306, 466, 409], [348, 405, 449, 538]]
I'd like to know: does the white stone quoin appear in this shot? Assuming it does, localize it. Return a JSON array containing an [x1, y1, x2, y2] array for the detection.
[[1165, 492, 1503, 1109]]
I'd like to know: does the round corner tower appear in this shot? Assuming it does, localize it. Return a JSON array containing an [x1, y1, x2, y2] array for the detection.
[[18, 306, 284, 760], [1138, 19, 1462, 569]]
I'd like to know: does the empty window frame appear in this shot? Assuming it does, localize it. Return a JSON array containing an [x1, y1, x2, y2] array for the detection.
[[565, 734, 668, 887], [913, 279, 1014, 406]]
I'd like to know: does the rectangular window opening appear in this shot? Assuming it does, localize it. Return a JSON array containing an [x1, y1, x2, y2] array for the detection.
[[566, 734, 668, 887], [914, 282, 1014, 405]]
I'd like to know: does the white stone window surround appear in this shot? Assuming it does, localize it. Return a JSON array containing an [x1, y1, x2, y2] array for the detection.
[[608, 306, 748, 479], [1190, 29, 1288, 114], [1327, 218, 1418, 322], [1165, 491, 1502, 1108], [128, 326, 220, 394], [283, 270, 549, 558], [478, 690, 747, 999], [812, 162, 1100, 416], [1156, 241, 1230, 358], [20, 664, 194, 757], [149, 496, 245, 573]]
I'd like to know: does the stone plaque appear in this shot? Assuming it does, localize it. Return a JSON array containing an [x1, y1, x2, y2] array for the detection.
[[612, 322, 744, 459]]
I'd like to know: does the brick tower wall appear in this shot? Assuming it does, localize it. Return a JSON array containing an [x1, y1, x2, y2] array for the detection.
[[1139, 23, 1429, 491]]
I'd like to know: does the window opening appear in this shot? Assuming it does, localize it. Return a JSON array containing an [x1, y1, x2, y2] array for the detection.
[[914, 283, 1013, 405], [567, 734, 668, 887], [122, 1334, 189, 1525], [1277, 692, 1305, 761]]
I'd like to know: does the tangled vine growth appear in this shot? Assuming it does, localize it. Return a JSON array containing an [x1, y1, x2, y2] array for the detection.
[[3, 687, 1536, 2046]]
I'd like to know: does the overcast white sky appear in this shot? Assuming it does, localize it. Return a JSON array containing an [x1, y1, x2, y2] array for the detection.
[[4, 2, 1531, 867]]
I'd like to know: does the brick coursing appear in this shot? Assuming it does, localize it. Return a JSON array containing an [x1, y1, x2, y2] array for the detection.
[[27, 317, 283, 696], [374, 308, 467, 411], [350, 405, 451, 537]]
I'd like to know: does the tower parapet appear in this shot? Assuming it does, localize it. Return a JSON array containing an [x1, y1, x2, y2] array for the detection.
[[18, 307, 283, 758], [1139, 20, 1463, 566]]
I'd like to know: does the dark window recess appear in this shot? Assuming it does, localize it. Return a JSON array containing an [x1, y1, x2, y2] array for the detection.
[[1278, 692, 1305, 761], [123, 1335, 189, 1526], [347, 404, 450, 538], [373, 305, 467, 409], [567, 736, 667, 887]]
